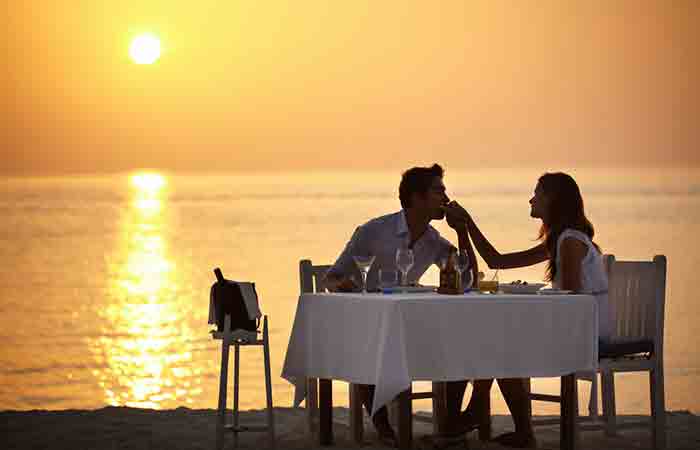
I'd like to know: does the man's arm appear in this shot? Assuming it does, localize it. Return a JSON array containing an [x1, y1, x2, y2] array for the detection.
[[323, 226, 365, 292]]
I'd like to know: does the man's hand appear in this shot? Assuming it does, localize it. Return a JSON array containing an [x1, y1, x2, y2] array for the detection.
[[335, 277, 358, 292], [324, 274, 359, 292]]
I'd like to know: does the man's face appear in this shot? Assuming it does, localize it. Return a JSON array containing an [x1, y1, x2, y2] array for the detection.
[[414, 177, 449, 220]]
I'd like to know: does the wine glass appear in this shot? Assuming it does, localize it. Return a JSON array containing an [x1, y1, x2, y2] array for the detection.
[[455, 249, 473, 292], [353, 255, 376, 294], [395, 248, 414, 287]]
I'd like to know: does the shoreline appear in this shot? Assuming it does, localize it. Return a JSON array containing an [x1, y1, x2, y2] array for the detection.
[[2, 406, 697, 449]]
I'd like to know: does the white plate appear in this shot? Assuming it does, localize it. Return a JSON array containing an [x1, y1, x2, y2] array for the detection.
[[537, 288, 572, 295], [498, 283, 546, 294]]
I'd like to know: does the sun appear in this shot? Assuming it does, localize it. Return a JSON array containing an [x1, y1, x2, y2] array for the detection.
[[130, 172, 166, 191], [129, 34, 161, 65]]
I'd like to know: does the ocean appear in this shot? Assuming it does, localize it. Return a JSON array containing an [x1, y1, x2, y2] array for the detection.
[[1, 167, 698, 415]]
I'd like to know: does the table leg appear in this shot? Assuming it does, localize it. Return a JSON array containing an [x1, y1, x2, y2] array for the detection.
[[560, 373, 578, 450], [319, 378, 333, 445], [397, 388, 412, 450], [479, 385, 492, 441]]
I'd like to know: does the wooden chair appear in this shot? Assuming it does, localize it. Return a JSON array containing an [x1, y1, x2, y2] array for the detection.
[[298, 259, 331, 436], [527, 255, 667, 450], [299, 259, 449, 444], [213, 314, 275, 449]]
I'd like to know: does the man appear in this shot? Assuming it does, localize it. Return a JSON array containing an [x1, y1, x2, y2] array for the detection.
[[324, 163, 478, 445]]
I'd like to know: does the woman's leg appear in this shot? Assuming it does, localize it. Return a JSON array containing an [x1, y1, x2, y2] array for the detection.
[[464, 379, 494, 417], [356, 384, 393, 437], [496, 378, 532, 435], [445, 378, 493, 435], [494, 378, 536, 447]]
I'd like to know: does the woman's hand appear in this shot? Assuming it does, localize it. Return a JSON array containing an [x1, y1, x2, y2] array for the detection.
[[443, 200, 471, 224]]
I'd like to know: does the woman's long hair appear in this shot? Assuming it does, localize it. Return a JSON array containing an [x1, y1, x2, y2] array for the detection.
[[536, 172, 600, 281]]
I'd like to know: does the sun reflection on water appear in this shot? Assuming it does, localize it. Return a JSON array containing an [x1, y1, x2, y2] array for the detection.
[[88, 172, 201, 409]]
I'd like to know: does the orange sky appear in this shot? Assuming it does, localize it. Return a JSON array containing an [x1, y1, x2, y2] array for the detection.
[[3, 0, 699, 174]]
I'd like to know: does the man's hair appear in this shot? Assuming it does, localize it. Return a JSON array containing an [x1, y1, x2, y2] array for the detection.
[[399, 164, 444, 209]]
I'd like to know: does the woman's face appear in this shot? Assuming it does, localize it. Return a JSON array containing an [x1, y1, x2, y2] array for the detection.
[[529, 183, 550, 220]]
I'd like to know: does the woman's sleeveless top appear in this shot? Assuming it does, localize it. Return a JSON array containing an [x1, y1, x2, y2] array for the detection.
[[553, 229, 611, 341]]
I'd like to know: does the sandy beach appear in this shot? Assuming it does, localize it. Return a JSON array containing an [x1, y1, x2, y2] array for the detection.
[[3, 406, 698, 450]]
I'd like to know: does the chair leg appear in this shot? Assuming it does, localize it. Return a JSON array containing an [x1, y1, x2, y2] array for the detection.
[[480, 384, 492, 441], [650, 364, 666, 450], [349, 383, 364, 444], [262, 316, 275, 448], [233, 344, 240, 448], [397, 388, 412, 450], [431, 381, 449, 436], [216, 339, 231, 450], [524, 378, 532, 422], [587, 372, 599, 419], [601, 371, 617, 436], [319, 379, 334, 445], [307, 378, 319, 434], [560, 374, 578, 450]]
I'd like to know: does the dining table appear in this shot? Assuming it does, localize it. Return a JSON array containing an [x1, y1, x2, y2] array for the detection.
[[282, 289, 599, 450]]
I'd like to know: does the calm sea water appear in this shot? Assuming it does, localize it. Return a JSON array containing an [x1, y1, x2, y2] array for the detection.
[[1, 168, 698, 415]]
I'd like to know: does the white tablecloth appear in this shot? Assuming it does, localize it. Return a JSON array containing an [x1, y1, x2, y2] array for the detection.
[[282, 292, 598, 415]]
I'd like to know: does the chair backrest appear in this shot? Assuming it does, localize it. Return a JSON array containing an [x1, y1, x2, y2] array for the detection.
[[604, 255, 667, 354], [299, 259, 332, 294]]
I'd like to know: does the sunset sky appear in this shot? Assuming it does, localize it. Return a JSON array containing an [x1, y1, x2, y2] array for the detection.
[[4, 0, 699, 175]]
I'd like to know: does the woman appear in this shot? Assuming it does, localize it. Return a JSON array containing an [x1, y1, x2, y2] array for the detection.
[[443, 172, 609, 448]]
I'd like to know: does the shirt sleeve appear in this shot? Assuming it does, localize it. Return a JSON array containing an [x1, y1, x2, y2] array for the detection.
[[434, 234, 457, 264], [327, 225, 370, 278]]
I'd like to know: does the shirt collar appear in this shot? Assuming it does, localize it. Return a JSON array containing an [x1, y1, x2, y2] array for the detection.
[[396, 209, 438, 240], [396, 210, 409, 236]]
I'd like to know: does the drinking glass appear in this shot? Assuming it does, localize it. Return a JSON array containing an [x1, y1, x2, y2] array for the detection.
[[353, 255, 376, 294], [456, 249, 473, 291], [395, 248, 414, 287], [478, 269, 499, 293], [378, 269, 398, 294]]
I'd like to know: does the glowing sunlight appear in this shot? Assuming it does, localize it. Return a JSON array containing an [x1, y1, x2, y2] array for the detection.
[[87, 173, 201, 409], [129, 34, 161, 65]]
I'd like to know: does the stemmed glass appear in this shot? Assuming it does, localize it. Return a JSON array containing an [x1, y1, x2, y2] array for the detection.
[[479, 269, 499, 293], [456, 249, 473, 292], [353, 255, 376, 294], [395, 248, 414, 287]]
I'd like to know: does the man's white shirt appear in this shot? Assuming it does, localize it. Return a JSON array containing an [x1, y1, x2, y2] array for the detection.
[[327, 210, 454, 291]]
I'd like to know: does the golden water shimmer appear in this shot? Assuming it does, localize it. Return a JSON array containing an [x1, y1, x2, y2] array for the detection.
[[87, 173, 201, 409], [2, 169, 698, 414]]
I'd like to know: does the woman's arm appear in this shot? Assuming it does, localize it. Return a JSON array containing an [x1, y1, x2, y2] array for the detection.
[[445, 215, 480, 285], [558, 237, 587, 292], [445, 201, 548, 269]]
